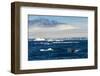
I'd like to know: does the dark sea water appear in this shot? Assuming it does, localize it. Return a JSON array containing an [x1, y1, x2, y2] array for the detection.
[[28, 40, 88, 61]]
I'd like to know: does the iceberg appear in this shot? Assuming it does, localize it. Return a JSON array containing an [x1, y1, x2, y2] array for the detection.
[[74, 49, 80, 53], [34, 38, 45, 41], [47, 48, 53, 51], [40, 48, 53, 52]]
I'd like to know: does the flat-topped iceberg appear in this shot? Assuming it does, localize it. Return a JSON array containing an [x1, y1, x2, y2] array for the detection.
[[34, 38, 45, 41], [40, 48, 54, 52]]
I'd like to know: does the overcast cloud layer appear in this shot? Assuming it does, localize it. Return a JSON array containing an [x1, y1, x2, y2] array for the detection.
[[28, 15, 88, 39]]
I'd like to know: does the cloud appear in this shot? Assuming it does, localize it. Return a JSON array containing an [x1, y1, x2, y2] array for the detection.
[[28, 24, 86, 39], [29, 24, 79, 32], [56, 24, 80, 30], [28, 16, 88, 39]]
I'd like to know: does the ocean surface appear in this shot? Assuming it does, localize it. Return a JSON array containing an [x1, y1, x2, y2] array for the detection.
[[28, 39, 88, 61]]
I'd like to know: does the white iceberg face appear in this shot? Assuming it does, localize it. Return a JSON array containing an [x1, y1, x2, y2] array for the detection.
[[74, 49, 80, 53], [34, 38, 45, 41], [47, 48, 53, 51], [40, 48, 54, 52]]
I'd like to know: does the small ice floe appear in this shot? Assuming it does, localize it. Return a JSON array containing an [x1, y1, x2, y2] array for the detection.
[[47, 48, 53, 51], [74, 49, 80, 53], [40, 49, 45, 51], [40, 48, 53, 52]]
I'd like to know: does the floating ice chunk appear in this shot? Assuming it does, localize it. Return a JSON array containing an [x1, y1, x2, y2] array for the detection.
[[74, 49, 80, 53], [47, 48, 53, 51], [40, 48, 53, 52], [34, 38, 45, 41], [40, 49, 45, 51]]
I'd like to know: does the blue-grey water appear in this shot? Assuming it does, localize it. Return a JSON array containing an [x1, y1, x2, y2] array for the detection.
[[28, 39, 88, 61]]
